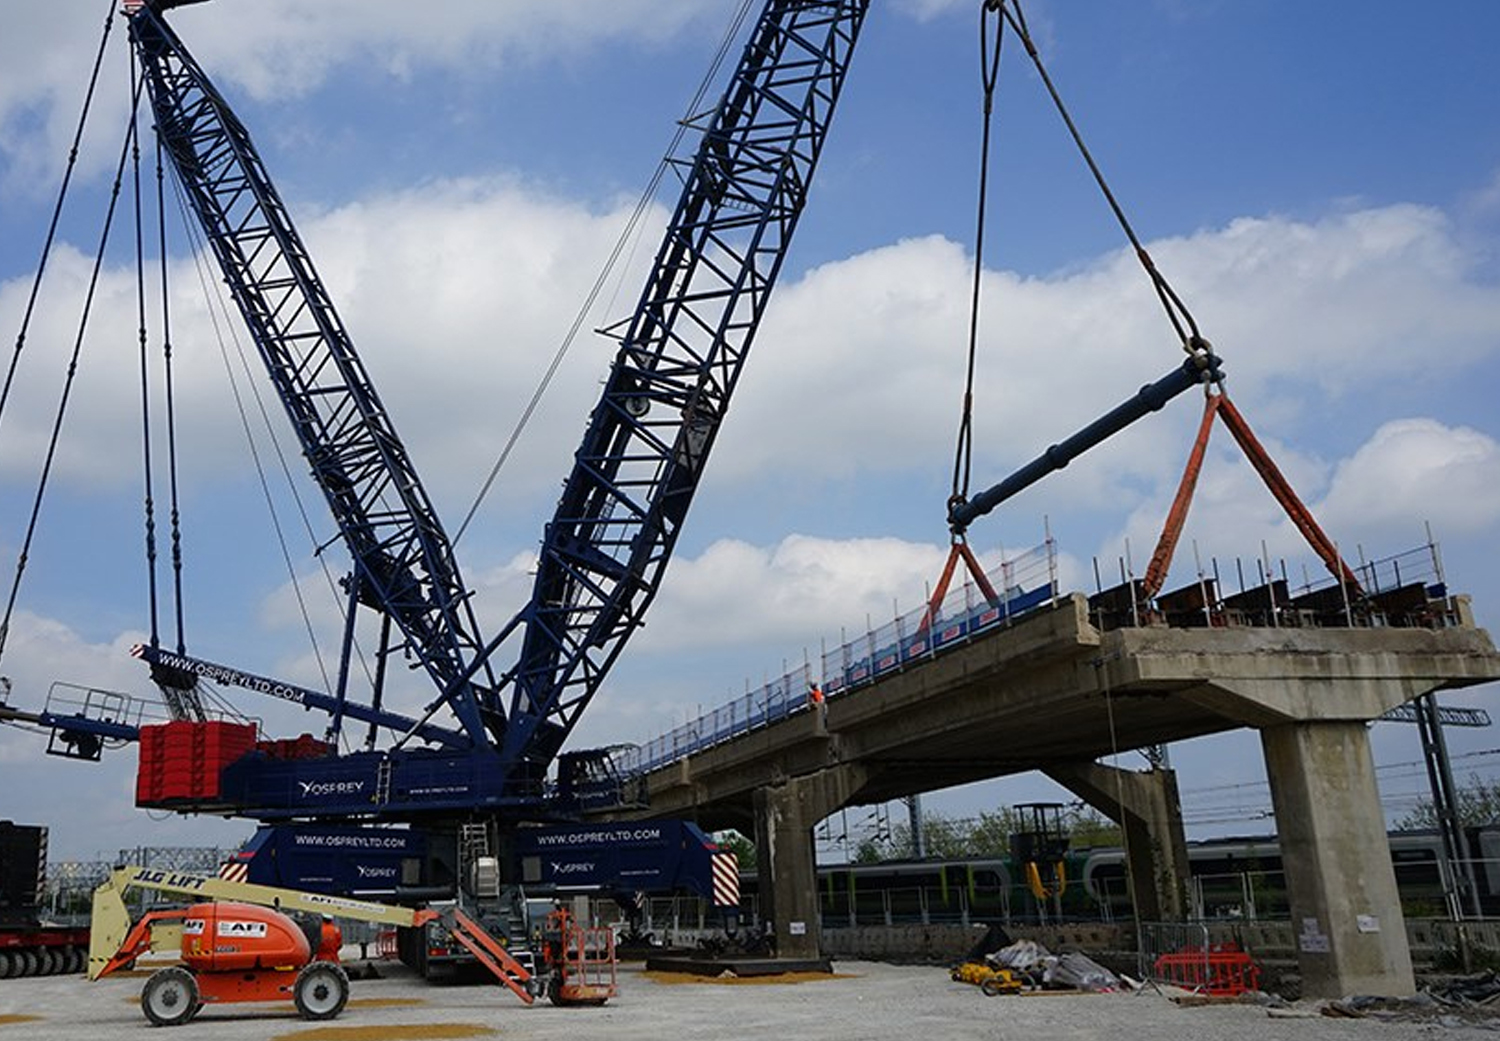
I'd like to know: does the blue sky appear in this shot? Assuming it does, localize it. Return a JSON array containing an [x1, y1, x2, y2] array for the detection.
[[1, 0, 1499, 861]]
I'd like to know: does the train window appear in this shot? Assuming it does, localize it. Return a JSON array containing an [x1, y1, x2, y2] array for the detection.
[[886, 884, 923, 923], [968, 887, 1004, 920], [928, 881, 963, 918], [852, 885, 886, 925]]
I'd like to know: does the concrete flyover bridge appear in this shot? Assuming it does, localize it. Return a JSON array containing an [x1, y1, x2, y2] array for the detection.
[[621, 588, 1500, 999]]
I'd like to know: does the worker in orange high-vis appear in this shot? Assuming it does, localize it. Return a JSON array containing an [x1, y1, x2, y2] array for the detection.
[[808, 681, 825, 712]]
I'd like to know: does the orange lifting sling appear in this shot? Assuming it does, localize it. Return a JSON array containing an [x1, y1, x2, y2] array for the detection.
[[1142, 391, 1363, 602]]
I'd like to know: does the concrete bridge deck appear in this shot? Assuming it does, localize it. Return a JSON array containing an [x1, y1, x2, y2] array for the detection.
[[640, 592, 1500, 821], [613, 590, 1500, 1000]]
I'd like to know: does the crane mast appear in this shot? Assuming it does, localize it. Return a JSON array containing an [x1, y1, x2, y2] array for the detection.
[[107, 0, 869, 817], [130, 7, 500, 749], [505, 0, 869, 778]]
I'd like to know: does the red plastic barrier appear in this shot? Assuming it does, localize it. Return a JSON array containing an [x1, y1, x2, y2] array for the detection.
[[1153, 943, 1262, 996]]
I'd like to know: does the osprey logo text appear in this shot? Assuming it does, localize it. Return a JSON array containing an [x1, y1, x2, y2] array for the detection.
[[551, 861, 596, 876], [298, 779, 366, 798], [356, 865, 397, 879]]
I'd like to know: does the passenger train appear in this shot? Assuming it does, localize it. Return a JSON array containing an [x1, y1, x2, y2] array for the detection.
[[1080, 827, 1500, 921], [732, 828, 1500, 926]]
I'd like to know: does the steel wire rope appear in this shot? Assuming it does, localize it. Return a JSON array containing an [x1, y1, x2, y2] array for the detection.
[[163, 175, 347, 718], [129, 46, 165, 657], [0, 1, 118, 433], [967, 5, 1230, 909], [452, 0, 758, 545], [0, 74, 146, 668], [129, 184, 260, 730], [154, 129, 187, 656], [1098, 657, 1150, 943], [999, 0, 1204, 354], [131, 92, 224, 723], [948, 1, 1007, 521]]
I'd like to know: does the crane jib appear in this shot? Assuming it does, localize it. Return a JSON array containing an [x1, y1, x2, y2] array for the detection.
[[506, 1, 871, 775]]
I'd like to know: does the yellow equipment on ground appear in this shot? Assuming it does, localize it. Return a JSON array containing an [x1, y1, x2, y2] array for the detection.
[[950, 960, 1026, 996]]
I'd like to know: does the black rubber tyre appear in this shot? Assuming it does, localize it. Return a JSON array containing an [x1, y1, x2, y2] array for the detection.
[[16, 950, 38, 977], [36, 948, 55, 975], [980, 976, 1007, 997], [294, 961, 349, 1021], [141, 966, 200, 1027], [0, 951, 14, 979]]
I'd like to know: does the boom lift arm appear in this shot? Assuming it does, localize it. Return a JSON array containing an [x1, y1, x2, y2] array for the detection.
[[89, 865, 535, 1003], [88, 864, 427, 980]]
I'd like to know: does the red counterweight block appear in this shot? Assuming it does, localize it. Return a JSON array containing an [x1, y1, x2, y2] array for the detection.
[[136, 720, 257, 806], [255, 733, 333, 761]]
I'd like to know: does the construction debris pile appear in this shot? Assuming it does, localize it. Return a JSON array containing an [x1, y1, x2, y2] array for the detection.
[[952, 933, 1121, 996], [1315, 974, 1500, 1029]]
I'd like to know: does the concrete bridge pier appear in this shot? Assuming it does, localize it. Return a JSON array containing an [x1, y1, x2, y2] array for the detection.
[[753, 766, 864, 961], [1047, 761, 1191, 922], [1103, 621, 1499, 998], [1261, 719, 1415, 998]]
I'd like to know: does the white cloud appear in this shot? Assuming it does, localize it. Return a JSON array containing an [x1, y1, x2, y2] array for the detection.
[[2, 2, 1497, 863], [0, 610, 249, 860], [0, 177, 656, 512], [633, 534, 951, 654], [0, 2, 719, 195], [1470, 168, 1500, 219], [1165, 206, 1494, 391], [6, 190, 1496, 680], [160, 0, 719, 100], [725, 204, 1500, 528], [1096, 416, 1500, 626], [1320, 419, 1500, 538], [891, 0, 973, 23]]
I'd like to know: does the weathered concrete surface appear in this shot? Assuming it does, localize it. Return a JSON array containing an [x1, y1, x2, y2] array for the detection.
[[753, 768, 868, 960], [1047, 762, 1192, 923], [1100, 620, 1500, 727], [14, 954, 1500, 1041], [1262, 720, 1415, 998]]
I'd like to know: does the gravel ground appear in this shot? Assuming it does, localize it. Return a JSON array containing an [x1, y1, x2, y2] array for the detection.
[[2, 957, 1499, 1040]]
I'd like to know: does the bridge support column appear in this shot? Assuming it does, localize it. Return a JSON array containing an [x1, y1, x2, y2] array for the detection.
[[753, 769, 860, 961], [1047, 761, 1191, 922], [1261, 719, 1415, 999]]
